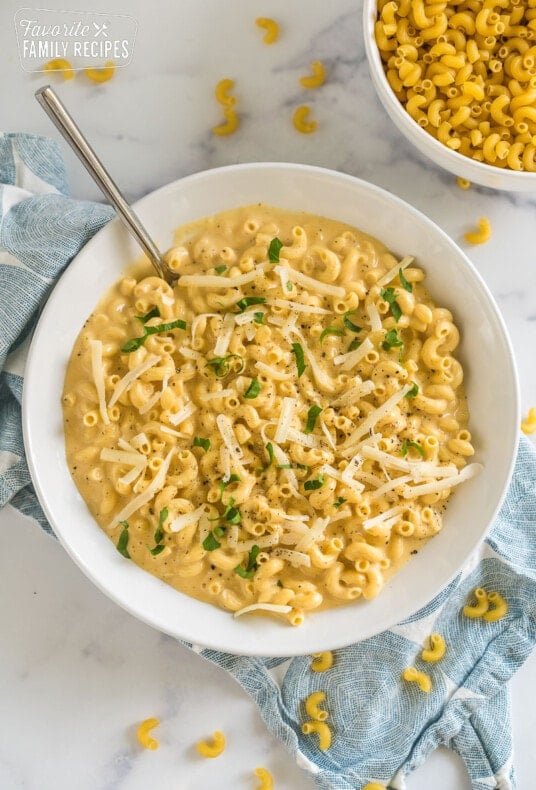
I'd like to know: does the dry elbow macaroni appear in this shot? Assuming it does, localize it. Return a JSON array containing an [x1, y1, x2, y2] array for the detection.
[[256, 17, 280, 45], [375, 0, 536, 172], [301, 720, 332, 750], [300, 61, 326, 89], [137, 717, 160, 750], [311, 651, 334, 672], [402, 666, 432, 693], [521, 407, 536, 434], [85, 61, 115, 83], [254, 767, 274, 790], [213, 79, 239, 136], [305, 691, 328, 721], [462, 588, 508, 621], [43, 58, 74, 80], [196, 730, 226, 758], [421, 632, 446, 662], [292, 105, 318, 133], [464, 217, 492, 244], [63, 205, 481, 626]]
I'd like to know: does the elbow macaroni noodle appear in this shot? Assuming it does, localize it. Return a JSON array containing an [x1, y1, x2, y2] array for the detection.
[[375, 0, 536, 171], [62, 205, 480, 626], [300, 61, 326, 89], [521, 406, 536, 434], [85, 61, 115, 83], [464, 217, 492, 244], [254, 767, 274, 790], [196, 730, 226, 758], [311, 651, 334, 672], [43, 58, 74, 79], [256, 17, 280, 45], [292, 105, 318, 133], [136, 717, 160, 750], [402, 666, 432, 692], [421, 632, 446, 662], [213, 79, 239, 136]]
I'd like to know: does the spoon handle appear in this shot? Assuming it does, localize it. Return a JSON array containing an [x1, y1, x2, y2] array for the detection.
[[35, 85, 169, 281]]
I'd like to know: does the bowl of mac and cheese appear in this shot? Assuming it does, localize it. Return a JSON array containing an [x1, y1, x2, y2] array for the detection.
[[364, 0, 536, 191], [23, 163, 518, 656]]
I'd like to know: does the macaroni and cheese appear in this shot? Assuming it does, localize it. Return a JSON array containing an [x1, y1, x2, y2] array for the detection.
[[62, 205, 480, 625]]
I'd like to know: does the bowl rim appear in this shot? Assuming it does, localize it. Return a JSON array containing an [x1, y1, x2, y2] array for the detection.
[[362, 0, 536, 189], [22, 161, 520, 655]]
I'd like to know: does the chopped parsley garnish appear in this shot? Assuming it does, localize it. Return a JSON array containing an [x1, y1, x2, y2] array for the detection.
[[122, 318, 187, 353], [305, 404, 322, 434], [217, 497, 241, 525], [147, 543, 166, 556], [347, 338, 361, 352], [319, 326, 345, 344], [268, 237, 283, 262], [193, 437, 211, 452], [234, 545, 260, 579], [116, 520, 130, 559], [405, 382, 419, 398], [258, 441, 275, 472], [333, 496, 347, 508], [206, 353, 245, 378], [154, 507, 168, 544], [253, 311, 265, 324], [286, 281, 293, 291], [244, 377, 261, 399], [203, 530, 224, 551], [291, 342, 306, 377], [401, 439, 425, 458], [381, 328, 404, 351], [277, 463, 308, 470], [214, 265, 227, 275], [276, 579, 284, 588], [343, 311, 362, 333], [218, 474, 241, 498], [136, 306, 160, 324], [304, 475, 324, 491], [380, 287, 402, 322], [399, 267, 413, 292], [235, 296, 267, 313]]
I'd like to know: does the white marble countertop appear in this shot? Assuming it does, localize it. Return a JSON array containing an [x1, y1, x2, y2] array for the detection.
[[1, 1, 535, 788]]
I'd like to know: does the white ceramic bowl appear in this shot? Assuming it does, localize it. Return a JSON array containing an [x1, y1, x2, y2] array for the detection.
[[23, 163, 519, 656], [363, 0, 536, 192]]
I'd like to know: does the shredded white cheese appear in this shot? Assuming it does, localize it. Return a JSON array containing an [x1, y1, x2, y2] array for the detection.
[[169, 504, 206, 533], [287, 428, 321, 449], [213, 312, 236, 357], [272, 548, 311, 567], [285, 327, 335, 393], [109, 355, 161, 408], [274, 397, 295, 443], [341, 383, 412, 448], [402, 463, 483, 498], [370, 474, 413, 500], [367, 302, 383, 331], [100, 448, 146, 466], [177, 260, 271, 289], [90, 339, 110, 425], [274, 264, 346, 297], [363, 505, 405, 531], [108, 448, 175, 527], [234, 603, 292, 618], [168, 401, 197, 426], [295, 516, 329, 552], [377, 255, 414, 287], [255, 361, 291, 381], [235, 534, 280, 552], [334, 337, 374, 370], [199, 388, 234, 402], [216, 414, 244, 460], [178, 346, 203, 360], [270, 299, 331, 314], [332, 380, 375, 406]]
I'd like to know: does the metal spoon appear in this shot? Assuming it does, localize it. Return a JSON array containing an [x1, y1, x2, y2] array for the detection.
[[35, 85, 178, 284]]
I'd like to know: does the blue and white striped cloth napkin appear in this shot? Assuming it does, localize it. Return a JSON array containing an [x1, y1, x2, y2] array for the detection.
[[2, 133, 535, 790]]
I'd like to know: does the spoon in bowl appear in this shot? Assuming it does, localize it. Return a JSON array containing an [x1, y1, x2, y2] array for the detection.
[[35, 85, 178, 285]]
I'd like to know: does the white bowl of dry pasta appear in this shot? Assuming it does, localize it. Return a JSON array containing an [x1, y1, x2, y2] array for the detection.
[[364, 0, 536, 191], [23, 163, 519, 656]]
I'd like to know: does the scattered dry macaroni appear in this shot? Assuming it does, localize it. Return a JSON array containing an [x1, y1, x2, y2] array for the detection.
[[301, 720, 332, 750], [305, 691, 328, 721], [462, 587, 489, 618], [43, 58, 74, 80], [63, 205, 481, 625], [256, 17, 280, 45], [483, 591, 509, 622], [464, 217, 492, 244], [300, 61, 326, 89], [402, 666, 432, 693], [293, 105, 318, 133], [363, 784, 387, 790], [254, 767, 274, 790], [311, 651, 334, 672], [456, 177, 471, 190], [213, 107, 239, 136], [85, 61, 115, 83], [136, 717, 160, 750], [375, 0, 536, 171], [521, 407, 536, 435], [196, 730, 226, 758], [215, 78, 237, 108], [421, 632, 446, 662]]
